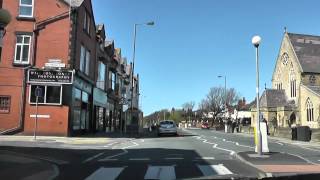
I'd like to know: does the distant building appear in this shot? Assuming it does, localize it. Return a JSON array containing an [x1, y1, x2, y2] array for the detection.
[[251, 31, 320, 129]]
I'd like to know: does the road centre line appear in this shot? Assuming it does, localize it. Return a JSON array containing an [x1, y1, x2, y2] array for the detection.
[[164, 157, 184, 160], [129, 158, 150, 161], [196, 157, 215, 160]]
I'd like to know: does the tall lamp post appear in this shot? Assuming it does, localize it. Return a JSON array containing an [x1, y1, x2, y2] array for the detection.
[[218, 75, 227, 117], [0, 8, 11, 56], [130, 21, 154, 131], [252, 35, 262, 156]]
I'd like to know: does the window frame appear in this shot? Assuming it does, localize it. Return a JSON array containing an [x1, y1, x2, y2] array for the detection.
[[306, 98, 314, 122], [111, 72, 116, 90], [0, 95, 11, 113], [29, 84, 63, 105], [83, 10, 90, 35], [14, 34, 31, 64], [97, 61, 106, 90], [19, 0, 34, 18], [80, 45, 90, 76]]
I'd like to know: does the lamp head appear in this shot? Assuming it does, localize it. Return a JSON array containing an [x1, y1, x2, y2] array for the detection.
[[252, 35, 261, 47]]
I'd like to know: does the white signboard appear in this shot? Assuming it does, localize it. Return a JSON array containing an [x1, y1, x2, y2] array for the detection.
[[45, 62, 66, 68], [30, 114, 50, 118]]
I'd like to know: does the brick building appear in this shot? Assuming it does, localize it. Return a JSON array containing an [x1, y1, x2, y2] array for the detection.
[[0, 0, 139, 136]]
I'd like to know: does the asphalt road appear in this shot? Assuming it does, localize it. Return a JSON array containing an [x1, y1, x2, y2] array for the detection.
[[1, 128, 320, 180]]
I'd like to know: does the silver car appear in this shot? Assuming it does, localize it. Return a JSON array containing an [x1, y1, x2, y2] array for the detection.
[[158, 120, 178, 136]]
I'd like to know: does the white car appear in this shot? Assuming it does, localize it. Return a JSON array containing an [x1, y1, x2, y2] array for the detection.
[[158, 120, 178, 136]]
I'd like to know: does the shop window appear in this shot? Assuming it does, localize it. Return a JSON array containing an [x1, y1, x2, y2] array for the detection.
[[29, 85, 62, 105], [0, 96, 10, 113], [73, 88, 81, 130]]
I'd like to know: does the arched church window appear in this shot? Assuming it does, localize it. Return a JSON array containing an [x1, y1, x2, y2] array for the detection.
[[281, 53, 289, 66], [276, 69, 282, 90], [306, 98, 314, 122], [290, 64, 296, 98]]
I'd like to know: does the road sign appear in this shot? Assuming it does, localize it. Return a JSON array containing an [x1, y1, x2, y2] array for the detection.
[[45, 62, 66, 68], [30, 114, 50, 118], [35, 86, 43, 97]]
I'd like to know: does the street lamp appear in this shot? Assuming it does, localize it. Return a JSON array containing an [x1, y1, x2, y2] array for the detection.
[[252, 35, 262, 156], [0, 8, 11, 49], [218, 75, 227, 116], [130, 21, 154, 132]]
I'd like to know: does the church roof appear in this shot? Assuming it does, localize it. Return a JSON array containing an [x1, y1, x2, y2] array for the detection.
[[305, 85, 320, 96], [260, 89, 288, 108], [288, 33, 320, 73]]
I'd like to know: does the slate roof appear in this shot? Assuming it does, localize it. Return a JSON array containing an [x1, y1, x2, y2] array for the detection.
[[260, 89, 288, 108], [305, 85, 320, 96], [96, 24, 103, 31], [288, 33, 320, 73], [63, 0, 84, 7]]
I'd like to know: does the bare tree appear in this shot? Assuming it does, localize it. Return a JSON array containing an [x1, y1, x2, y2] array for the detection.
[[201, 87, 240, 126], [182, 101, 195, 111], [182, 101, 195, 122]]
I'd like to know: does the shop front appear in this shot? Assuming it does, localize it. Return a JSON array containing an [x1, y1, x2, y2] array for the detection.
[[71, 76, 93, 135], [93, 87, 108, 133]]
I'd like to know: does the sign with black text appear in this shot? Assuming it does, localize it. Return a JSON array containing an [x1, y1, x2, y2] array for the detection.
[[28, 69, 74, 84]]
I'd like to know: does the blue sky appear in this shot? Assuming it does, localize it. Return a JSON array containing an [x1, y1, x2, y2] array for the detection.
[[92, 0, 320, 115]]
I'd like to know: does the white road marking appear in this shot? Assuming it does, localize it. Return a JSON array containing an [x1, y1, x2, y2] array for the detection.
[[284, 152, 318, 165], [196, 136, 236, 155], [195, 157, 215, 160], [98, 149, 128, 162], [318, 160, 320, 162], [129, 158, 150, 161], [275, 142, 284, 146], [197, 164, 232, 176], [164, 157, 184, 160], [144, 165, 176, 180], [102, 159, 118, 161], [83, 152, 104, 163], [122, 141, 139, 149], [85, 167, 125, 180]]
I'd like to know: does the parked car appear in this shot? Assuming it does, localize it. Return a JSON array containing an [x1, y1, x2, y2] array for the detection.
[[201, 122, 210, 129], [158, 120, 178, 136]]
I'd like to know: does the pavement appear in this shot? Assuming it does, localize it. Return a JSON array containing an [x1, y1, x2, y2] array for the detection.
[[1, 128, 320, 179]]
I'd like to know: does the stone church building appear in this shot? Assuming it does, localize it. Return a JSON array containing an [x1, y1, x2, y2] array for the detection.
[[251, 31, 320, 129]]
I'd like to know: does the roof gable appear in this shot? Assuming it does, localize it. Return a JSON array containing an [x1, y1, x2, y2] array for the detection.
[[63, 0, 84, 7], [288, 32, 320, 73], [262, 89, 288, 108]]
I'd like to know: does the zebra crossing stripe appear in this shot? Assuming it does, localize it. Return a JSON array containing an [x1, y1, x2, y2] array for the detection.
[[144, 165, 176, 180], [197, 164, 232, 176], [85, 167, 125, 180]]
